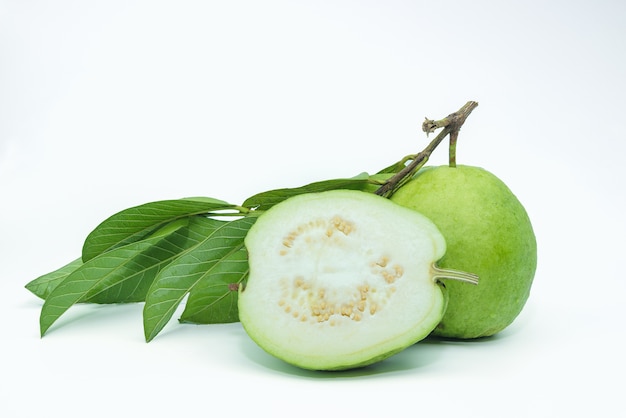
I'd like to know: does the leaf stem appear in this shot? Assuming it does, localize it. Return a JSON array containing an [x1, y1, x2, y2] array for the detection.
[[374, 101, 478, 197]]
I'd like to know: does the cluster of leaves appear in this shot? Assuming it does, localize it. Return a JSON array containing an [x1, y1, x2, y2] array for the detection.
[[26, 173, 393, 341]]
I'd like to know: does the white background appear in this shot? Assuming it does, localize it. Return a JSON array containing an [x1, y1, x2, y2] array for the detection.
[[2, 1, 625, 416]]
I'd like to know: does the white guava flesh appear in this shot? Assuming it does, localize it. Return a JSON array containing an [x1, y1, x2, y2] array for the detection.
[[238, 190, 477, 371]]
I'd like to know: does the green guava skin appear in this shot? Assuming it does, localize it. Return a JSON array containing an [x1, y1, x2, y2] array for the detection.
[[390, 165, 537, 339]]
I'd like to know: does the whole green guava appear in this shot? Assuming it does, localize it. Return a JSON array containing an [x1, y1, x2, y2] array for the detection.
[[390, 165, 537, 339]]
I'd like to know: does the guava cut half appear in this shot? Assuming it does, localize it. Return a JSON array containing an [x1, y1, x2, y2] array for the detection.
[[238, 190, 477, 370]]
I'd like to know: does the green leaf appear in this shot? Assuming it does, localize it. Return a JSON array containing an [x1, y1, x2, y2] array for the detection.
[[39, 219, 197, 336], [242, 177, 379, 211], [142, 216, 257, 342], [377, 161, 407, 174], [178, 244, 249, 324], [25, 258, 83, 300], [83, 217, 226, 304], [81, 198, 235, 262]]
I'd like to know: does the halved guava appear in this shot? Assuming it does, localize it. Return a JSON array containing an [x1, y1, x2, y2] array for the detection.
[[238, 190, 477, 370]]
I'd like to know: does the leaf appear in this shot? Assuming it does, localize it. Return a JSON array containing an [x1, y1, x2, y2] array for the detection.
[[178, 244, 249, 324], [242, 176, 378, 211], [81, 198, 235, 262], [83, 217, 226, 304], [39, 219, 196, 336], [142, 216, 257, 342], [377, 161, 408, 174], [25, 258, 83, 300]]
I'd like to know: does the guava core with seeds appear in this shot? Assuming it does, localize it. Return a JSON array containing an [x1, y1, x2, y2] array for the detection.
[[238, 190, 477, 370], [391, 165, 537, 339]]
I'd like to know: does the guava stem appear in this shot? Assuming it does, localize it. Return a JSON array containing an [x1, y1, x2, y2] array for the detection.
[[449, 130, 458, 168], [431, 265, 479, 285], [375, 101, 478, 197]]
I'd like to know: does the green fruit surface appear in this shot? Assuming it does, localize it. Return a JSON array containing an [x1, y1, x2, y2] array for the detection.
[[391, 165, 537, 338]]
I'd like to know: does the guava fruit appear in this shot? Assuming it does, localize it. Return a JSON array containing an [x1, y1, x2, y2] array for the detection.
[[238, 189, 477, 370], [391, 165, 537, 339]]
